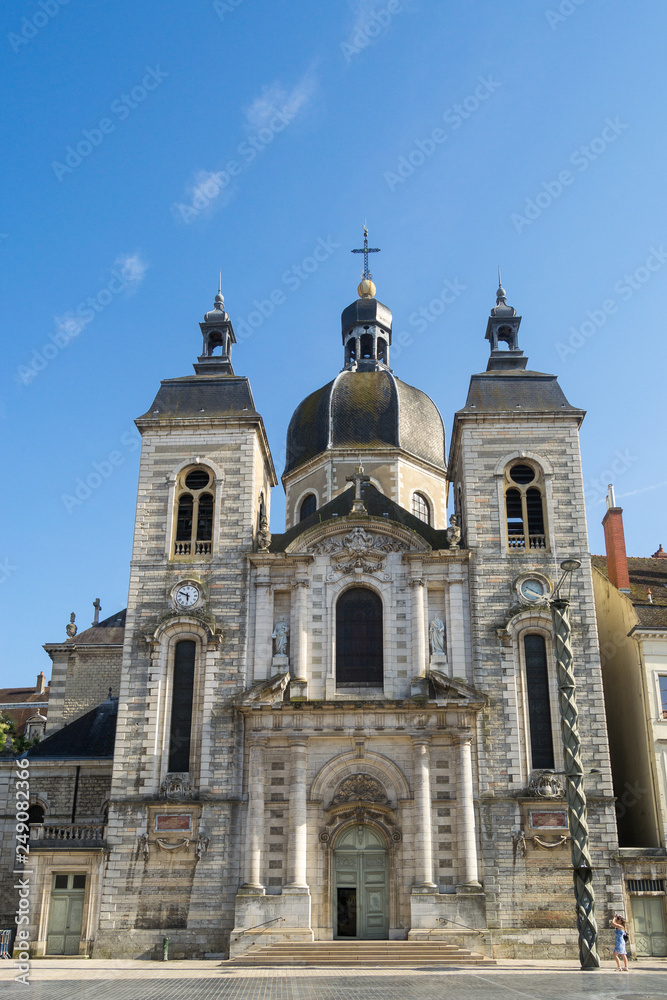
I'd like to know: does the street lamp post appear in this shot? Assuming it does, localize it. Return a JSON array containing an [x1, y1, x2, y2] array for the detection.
[[550, 559, 600, 970]]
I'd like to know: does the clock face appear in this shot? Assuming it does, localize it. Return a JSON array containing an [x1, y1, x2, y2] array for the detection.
[[520, 578, 546, 602], [175, 584, 200, 608]]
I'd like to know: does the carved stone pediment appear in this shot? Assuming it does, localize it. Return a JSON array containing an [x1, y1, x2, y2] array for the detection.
[[236, 671, 289, 708], [308, 526, 408, 577], [429, 669, 486, 707], [331, 773, 389, 806]]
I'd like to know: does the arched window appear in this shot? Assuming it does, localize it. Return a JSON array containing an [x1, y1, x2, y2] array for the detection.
[[523, 633, 555, 770], [27, 804, 44, 829], [299, 493, 317, 521], [336, 588, 383, 687], [173, 467, 215, 558], [504, 462, 547, 551], [411, 492, 431, 525], [168, 639, 196, 772]]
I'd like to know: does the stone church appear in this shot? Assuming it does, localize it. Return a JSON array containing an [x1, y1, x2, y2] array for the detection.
[[0, 256, 625, 959]]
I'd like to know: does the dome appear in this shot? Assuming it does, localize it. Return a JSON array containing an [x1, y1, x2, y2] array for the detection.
[[284, 369, 446, 475]]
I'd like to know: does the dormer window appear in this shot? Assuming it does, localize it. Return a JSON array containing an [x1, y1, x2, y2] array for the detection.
[[173, 467, 215, 558], [504, 462, 547, 551]]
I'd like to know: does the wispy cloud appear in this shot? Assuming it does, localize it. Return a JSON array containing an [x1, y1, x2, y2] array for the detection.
[[243, 68, 317, 132], [115, 251, 148, 286], [616, 481, 667, 499]]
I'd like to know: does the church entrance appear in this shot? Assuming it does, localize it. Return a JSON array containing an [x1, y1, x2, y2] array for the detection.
[[45, 873, 86, 955], [333, 825, 389, 939]]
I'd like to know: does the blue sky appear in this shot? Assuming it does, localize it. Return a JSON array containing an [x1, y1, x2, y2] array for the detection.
[[2, 0, 666, 687]]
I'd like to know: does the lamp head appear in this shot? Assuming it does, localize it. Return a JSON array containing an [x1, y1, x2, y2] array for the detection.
[[560, 559, 582, 572]]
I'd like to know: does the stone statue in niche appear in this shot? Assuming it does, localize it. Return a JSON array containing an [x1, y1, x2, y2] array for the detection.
[[272, 620, 289, 656], [429, 615, 445, 655], [446, 514, 461, 548]]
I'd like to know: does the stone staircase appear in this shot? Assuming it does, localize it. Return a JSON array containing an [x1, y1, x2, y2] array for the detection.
[[227, 940, 495, 967]]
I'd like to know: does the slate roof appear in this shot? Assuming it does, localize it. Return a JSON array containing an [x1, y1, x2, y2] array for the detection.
[[0, 683, 49, 736], [65, 608, 126, 646], [27, 697, 118, 759], [270, 482, 450, 552], [136, 375, 259, 422], [592, 555, 667, 629], [284, 369, 446, 476], [457, 370, 584, 416]]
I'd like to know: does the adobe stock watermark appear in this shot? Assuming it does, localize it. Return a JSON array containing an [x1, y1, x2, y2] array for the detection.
[[213, 0, 244, 20], [391, 277, 467, 361], [545, 0, 587, 31], [585, 449, 638, 507], [384, 76, 501, 191], [234, 236, 340, 341], [511, 117, 628, 234], [52, 66, 168, 181], [13, 758, 32, 984], [7, 0, 70, 54], [16, 253, 148, 387], [555, 245, 667, 362], [341, 0, 412, 63], [61, 431, 140, 514], [0, 558, 18, 584], [173, 110, 296, 223]]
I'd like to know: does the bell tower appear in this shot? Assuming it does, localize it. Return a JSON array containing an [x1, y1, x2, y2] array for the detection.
[[97, 281, 277, 958]]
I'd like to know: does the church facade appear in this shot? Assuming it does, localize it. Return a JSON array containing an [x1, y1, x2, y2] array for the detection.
[[0, 264, 625, 959]]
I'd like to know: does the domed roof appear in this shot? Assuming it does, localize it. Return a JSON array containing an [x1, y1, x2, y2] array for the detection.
[[284, 369, 446, 475]]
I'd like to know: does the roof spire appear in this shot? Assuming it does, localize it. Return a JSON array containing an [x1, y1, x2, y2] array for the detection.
[[352, 224, 380, 299]]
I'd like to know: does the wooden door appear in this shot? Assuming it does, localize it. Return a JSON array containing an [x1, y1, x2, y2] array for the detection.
[[333, 826, 388, 939], [46, 873, 86, 955], [631, 896, 667, 957]]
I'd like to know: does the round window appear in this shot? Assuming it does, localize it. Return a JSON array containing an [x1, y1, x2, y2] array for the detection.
[[184, 469, 210, 491], [509, 464, 535, 485]]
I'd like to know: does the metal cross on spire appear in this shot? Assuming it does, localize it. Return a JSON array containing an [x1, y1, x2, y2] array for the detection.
[[351, 224, 381, 279]]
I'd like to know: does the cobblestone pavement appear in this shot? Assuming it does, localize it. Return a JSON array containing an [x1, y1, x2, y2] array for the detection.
[[2, 963, 667, 1000]]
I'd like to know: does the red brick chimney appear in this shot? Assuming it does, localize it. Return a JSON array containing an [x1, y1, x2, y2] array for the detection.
[[36, 671, 46, 694], [602, 485, 631, 593]]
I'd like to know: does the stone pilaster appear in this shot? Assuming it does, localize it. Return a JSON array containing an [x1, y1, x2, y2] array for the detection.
[[410, 576, 427, 696]]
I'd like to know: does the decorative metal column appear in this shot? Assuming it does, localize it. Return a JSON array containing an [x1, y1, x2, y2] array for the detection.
[[550, 559, 600, 970]]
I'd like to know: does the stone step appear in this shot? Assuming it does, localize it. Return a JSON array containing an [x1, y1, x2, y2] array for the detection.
[[228, 941, 494, 967]]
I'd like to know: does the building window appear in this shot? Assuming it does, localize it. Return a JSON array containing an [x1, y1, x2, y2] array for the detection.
[[168, 640, 196, 772], [299, 493, 317, 521], [173, 467, 215, 558], [504, 462, 547, 551], [27, 804, 44, 831], [336, 588, 383, 687], [659, 676, 667, 719], [411, 492, 431, 525], [523, 633, 555, 770]]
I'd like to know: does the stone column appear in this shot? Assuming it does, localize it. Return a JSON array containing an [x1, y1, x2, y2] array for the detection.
[[242, 737, 267, 890], [411, 736, 436, 889], [410, 576, 427, 696], [253, 574, 272, 682], [285, 736, 309, 889], [457, 735, 481, 888], [291, 580, 309, 683]]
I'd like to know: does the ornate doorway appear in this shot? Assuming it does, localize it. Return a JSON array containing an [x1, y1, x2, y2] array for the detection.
[[333, 825, 388, 939]]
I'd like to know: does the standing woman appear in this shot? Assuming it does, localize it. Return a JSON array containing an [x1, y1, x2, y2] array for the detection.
[[612, 914, 629, 971]]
